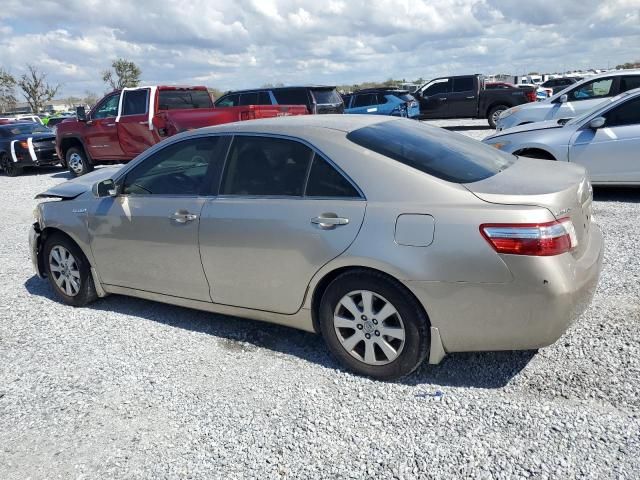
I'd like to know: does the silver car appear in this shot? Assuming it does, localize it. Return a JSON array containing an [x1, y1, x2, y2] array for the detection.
[[29, 116, 603, 380], [484, 88, 640, 184], [496, 70, 640, 131]]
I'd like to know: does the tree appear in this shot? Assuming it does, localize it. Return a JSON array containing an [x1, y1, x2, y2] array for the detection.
[[207, 88, 224, 101], [615, 61, 640, 70], [17, 65, 60, 114], [0, 68, 17, 113], [102, 58, 142, 90], [83, 91, 99, 108], [65, 96, 81, 109]]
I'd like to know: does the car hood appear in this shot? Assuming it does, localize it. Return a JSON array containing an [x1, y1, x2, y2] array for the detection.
[[485, 119, 564, 140], [12, 132, 55, 141], [35, 166, 122, 199]]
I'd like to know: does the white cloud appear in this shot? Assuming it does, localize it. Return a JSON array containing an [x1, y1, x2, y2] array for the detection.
[[0, 0, 638, 97]]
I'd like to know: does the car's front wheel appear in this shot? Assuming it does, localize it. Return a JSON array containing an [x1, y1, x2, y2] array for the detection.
[[319, 270, 430, 380], [1, 153, 22, 177], [66, 147, 93, 177], [44, 233, 98, 307]]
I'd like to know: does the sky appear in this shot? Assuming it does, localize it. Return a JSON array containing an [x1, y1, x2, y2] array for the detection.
[[0, 0, 639, 98]]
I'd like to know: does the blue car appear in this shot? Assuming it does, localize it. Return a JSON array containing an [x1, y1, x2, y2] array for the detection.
[[343, 89, 420, 118], [0, 122, 59, 177]]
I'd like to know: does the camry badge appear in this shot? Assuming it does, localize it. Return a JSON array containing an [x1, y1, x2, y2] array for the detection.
[[555, 207, 572, 216]]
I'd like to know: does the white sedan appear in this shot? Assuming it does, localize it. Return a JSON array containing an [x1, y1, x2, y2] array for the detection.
[[484, 88, 640, 184]]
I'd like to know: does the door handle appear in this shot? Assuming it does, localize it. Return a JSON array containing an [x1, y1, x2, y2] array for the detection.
[[311, 214, 349, 229], [170, 210, 198, 223], [466, 96, 475, 99], [106, 123, 116, 127], [439, 97, 447, 101], [139, 121, 149, 125]]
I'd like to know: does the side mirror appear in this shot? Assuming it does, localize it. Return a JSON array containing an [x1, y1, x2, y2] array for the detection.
[[559, 94, 568, 104], [76, 106, 87, 122], [589, 117, 606, 129], [93, 179, 117, 198]]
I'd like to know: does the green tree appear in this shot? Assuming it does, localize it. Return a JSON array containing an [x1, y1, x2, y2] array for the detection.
[[17, 65, 60, 114], [0, 68, 17, 113], [102, 58, 142, 90]]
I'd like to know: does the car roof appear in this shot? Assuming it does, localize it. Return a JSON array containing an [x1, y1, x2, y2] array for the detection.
[[352, 88, 410, 94], [223, 85, 337, 95], [192, 114, 394, 135], [549, 69, 640, 100]]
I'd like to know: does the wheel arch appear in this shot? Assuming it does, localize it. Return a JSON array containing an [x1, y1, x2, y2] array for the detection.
[[37, 226, 95, 277], [59, 136, 91, 161], [484, 100, 513, 117], [308, 264, 431, 335]]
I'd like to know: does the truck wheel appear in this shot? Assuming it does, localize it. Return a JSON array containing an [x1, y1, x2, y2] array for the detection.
[[66, 147, 93, 177], [1, 153, 22, 177], [487, 105, 508, 129]]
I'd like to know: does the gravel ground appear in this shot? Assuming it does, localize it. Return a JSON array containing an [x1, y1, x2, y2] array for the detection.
[[1, 119, 639, 479]]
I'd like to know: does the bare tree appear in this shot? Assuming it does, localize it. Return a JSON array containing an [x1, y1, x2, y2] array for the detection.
[[17, 65, 60, 114], [83, 90, 99, 108], [0, 68, 17, 113], [102, 58, 142, 90], [65, 96, 82, 109]]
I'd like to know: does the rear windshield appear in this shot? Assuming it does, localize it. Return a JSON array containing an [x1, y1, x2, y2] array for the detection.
[[346, 120, 515, 183], [311, 89, 342, 104], [158, 90, 213, 110]]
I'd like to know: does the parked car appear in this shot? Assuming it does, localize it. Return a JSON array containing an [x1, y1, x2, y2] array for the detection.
[[413, 74, 536, 128], [0, 122, 58, 176], [215, 86, 344, 114], [343, 88, 420, 118], [30, 115, 602, 380], [16, 115, 44, 125], [496, 70, 640, 131], [56, 85, 308, 176], [484, 88, 640, 184], [540, 77, 581, 95]]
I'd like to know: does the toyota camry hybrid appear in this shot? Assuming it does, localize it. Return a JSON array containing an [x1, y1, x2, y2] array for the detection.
[[29, 115, 603, 380]]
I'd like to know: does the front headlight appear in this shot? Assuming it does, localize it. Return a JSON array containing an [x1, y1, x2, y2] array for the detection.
[[499, 106, 519, 120]]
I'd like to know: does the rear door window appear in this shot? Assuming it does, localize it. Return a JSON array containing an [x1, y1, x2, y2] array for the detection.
[[257, 91, 272, 105], [239, 92, 259, 106], [346, 120, 515, 183], [620, 76, 640, 93], [273, 89, 309, 106], [221, 136, 313, 196], [305, 155, 361, 198], [121, 89, 149, 116], [158, 90, 213, 110], [353, 94, 376, 107], [568, 78, 615, 101], [452, 77, 474, 92]]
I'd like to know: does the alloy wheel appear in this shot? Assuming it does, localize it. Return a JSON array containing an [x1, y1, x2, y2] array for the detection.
[[68, 152, 84, 175], [49, 245, 81, 297], [333, 290, 406, 366], [1, 155, 15, 176], [491, 109, 505, 125]]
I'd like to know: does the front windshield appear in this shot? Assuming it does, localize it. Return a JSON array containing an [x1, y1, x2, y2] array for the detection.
[[0, 123, 52, 136]]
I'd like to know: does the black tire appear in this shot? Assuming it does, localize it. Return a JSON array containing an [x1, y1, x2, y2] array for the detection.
[[66, 146, 93, 177], [487, 104, 508, 129], [318, 270, 430, 380], [1, 153, 22, 177], [43, 233, 98, 307]]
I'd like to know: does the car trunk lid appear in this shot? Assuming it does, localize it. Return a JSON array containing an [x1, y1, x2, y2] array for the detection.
[[464, 157, 593, 258]]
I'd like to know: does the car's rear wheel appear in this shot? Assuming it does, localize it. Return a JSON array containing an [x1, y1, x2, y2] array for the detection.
[[488, 105, 508, 129], [44, 233, 97, 307], [319, 270, 430, 380], [66, 147, 93, 177], [1, 153, 22, 177]]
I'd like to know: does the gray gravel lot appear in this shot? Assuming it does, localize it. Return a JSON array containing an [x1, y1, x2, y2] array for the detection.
[[1, 119, 639, 479]]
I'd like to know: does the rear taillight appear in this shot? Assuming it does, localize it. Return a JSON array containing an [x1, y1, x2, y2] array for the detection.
[[525, 89, 536, 102], [480, 218, 577, 256]]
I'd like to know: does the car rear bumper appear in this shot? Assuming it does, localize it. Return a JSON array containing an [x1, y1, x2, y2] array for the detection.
[[29, 222, 45, 278], [407, 223, 604, 353]]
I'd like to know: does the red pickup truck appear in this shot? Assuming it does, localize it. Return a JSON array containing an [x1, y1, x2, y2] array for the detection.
[[56, 85, 308, 176]]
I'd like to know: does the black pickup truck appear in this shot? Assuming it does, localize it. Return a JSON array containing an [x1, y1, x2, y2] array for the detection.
[[413, 74, 536, 128]]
